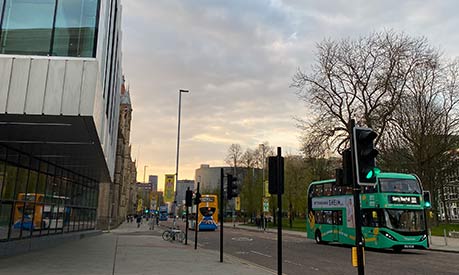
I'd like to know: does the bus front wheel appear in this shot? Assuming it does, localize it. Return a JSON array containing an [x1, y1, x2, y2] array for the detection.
[[315, 230, 325, 244]]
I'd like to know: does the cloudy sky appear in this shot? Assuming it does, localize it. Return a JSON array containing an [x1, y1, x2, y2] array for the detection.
[[121, 0, 459, 190]]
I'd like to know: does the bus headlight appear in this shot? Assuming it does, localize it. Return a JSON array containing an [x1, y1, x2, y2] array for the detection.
[[419, 234, 427, 241], [380, 230, 398, 241]]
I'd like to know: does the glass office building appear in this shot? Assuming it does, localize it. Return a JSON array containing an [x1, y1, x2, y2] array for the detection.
[[0, 144, 98, 241], [0, 0, 123, 255], [0, 0, 100, 57]]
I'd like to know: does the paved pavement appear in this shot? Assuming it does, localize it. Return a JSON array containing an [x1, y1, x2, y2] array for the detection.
[[0, 221, 275, 275], [0, 221, 457, 275], [228, 222, 459, 253]]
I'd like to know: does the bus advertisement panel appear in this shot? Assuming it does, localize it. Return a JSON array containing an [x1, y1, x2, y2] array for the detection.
[[306, 173, 428, 252], [197, 194, 218, 231]]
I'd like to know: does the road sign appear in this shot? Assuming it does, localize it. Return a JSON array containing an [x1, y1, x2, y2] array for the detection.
[[235, 197, 241, 211], [263, 198, 269, 212]]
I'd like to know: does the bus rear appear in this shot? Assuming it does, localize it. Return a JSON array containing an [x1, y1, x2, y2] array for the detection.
[[158, 205, 168, 221], [197, 194, 218, 231]]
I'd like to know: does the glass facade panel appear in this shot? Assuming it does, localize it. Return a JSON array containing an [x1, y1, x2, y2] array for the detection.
[[0, 203, 12, 240], [0, 160, 6, 201], [0, 0, 99, 57], [2, 164, 17, 200], [52, 0, 98, 57], [0, 0, 55, 55], [14, 167, 28, 200], [0, 145, 98, 241]]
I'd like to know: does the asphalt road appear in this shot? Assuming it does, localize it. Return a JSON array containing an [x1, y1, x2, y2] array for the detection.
[[179, 223, 459, 275]]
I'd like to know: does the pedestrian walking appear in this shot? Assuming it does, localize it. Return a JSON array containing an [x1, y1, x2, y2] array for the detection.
[[149, 217, 154, 230], [136, 215, 142, 228]]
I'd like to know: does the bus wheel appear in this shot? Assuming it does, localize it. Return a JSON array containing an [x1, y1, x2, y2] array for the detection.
[[315, 230, 323, 244], [393, 247, 403, 253]]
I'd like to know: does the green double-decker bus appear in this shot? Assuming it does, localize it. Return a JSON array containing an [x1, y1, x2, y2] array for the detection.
[[306, 173, 428, 252]]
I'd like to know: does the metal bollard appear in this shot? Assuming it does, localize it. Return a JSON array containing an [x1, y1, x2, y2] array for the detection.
[[428, 228, 432, 245], [443, 228, 448, 246]]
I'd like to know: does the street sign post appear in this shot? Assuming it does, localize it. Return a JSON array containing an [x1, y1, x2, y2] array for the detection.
[[263, 198, 269, 212], [268, 147, 284, 275]]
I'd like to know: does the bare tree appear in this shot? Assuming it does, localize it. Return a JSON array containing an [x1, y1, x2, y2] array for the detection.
[[225, 144, 243, 175], [380, 58, 459, 224], [292, 31, 435, 154]]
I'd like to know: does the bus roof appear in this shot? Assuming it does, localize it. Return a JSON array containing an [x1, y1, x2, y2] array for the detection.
[[309, 172, 417, 185]]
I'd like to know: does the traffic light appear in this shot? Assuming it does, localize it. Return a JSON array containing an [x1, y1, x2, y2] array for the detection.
[[185, 188, 193, 207], [423, 191, 432, 208], [194, 192, 201, 205], [353, 127, 380, 185], [227, 174, 239, 200], [145, 209, 149, 214]]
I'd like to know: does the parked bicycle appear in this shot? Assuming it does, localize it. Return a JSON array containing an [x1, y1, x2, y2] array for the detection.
[[162, 227, 185, 243]]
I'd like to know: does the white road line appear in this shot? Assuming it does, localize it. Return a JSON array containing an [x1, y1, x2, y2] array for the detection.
[[250, 250, 273, 258], [284, 260, 303, 267]]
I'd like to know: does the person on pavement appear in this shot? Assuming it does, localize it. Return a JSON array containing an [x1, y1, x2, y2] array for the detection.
[[136, 215, 142, 228]]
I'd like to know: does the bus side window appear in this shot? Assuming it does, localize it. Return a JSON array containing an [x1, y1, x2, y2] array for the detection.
[[345, 187, 353, 195], [333, 186, 341, 196], [323, 183, 332, 196], [362, 209, 380, 227], [333, 210, 342, 225], [314, 185, 324, 197]]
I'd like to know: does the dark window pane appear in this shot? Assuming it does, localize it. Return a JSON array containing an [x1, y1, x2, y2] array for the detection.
[[0, 203, 12, 240], [45, 174, 54, 203], [15, 167, 28, 200], [36, 173, 47, 198], [27, 170, 38, 196], [10, 202, 21, 239], [0, 161, 6, 200], [52, 0, 98, 57], [2, 164, 17, 200], [0, 0, 55, 55]]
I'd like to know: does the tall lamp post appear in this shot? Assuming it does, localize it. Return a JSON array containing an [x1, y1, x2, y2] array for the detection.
[[259, 144, 266, 230], [174, 89, 189, 219]]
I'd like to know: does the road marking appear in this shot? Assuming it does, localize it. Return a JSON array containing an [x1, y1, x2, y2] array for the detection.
[[235, 251, 249, 255], [284, 260, 303, 267], [250, 250, 272, 258], [232, 237, 253, 241]]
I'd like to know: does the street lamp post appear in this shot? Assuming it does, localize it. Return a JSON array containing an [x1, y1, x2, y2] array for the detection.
[[259, 144, 266, 230], [174, 89, 189, 219]]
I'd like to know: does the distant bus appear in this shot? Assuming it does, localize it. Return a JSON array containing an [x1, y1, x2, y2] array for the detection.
[[196, 194, 218, 231], [13, 193, 69, 231], [307, 173, 428, 252], [158, 205, 168, 221]]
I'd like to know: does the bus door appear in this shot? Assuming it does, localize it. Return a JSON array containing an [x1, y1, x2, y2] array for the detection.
[[332, 210, 342, 242]]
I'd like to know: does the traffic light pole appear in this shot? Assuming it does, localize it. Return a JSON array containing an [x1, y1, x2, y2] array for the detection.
[[350, 119, 365, 275], [276, 147, 282, 275], [220, 168, 224, 263], [194, 182, 200, 250]]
